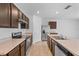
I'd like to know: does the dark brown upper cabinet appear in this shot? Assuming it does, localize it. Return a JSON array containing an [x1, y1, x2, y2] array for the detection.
[[0, 3, 29, 28], [21, 13, 29, 29], [22, 13, 27, 22], [48, 21, 57, 29], [26, 17, 29, 29], [0, 3, 10, 28], [10, 4, 19, 28], [19, 10, 22, 19]]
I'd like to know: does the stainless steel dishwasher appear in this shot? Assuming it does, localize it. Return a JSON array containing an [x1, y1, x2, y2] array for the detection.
[[55, 41, 73, 56]]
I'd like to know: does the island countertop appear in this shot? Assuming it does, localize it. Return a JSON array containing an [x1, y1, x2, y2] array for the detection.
[[55, 39, 79, 56], [48, 34, 79, 56]]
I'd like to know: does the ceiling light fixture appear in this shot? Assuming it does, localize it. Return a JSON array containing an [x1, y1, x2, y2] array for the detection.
[[56, 11, 59, 14], [37, 10, 39, 14]]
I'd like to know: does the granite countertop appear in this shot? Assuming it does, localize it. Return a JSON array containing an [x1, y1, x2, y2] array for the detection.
[[0, 37, 26, 55], [55, 40, 79, 56], [48, 34, 79, 56], [0, 33, 32, 55]]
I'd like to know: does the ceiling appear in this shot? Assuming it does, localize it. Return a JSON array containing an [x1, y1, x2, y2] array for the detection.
[[15, 3, 79, 19]]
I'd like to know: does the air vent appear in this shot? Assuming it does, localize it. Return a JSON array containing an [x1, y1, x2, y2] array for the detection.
[[65, 5, 72, 9]]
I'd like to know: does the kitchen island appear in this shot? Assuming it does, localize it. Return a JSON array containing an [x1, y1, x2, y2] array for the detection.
[[47, 34, 79, 56]]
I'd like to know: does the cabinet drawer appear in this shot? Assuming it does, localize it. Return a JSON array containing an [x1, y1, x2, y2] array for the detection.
[[8, 45, 19, 56]]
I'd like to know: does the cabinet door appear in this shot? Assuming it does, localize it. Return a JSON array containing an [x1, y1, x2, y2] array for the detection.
[[47, 36, 50, 48], [19, 11, 22, 19], [51, 40, 55, 56], [20, 41, 26, 56], [26, 17, 29, 29], [21, 14, 29, 29], [11, 4, 19, 28], [8, 45, 20, 56], [22, 14, 26, 20], [21, 46, 25, 56], [47, 36, 52, 52], [0, 3, 10, 27]]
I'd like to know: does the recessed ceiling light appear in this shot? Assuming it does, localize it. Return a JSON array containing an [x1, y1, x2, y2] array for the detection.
[[56, 11, 59, 14], [37, 10, 39, 14]]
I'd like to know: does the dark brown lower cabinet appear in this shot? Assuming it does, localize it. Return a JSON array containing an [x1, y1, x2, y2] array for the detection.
[[47, 36, 52, 51], [20, 41, 26, 56], [47, 36, 50, 48], [7, 40, 26, 56], [51, 40, 55, 56], [8, 45, 20, 56], [47, 36, 73, 56], [21, 46, 25, 56], [47, 35, 55, 56], [3, 35, 32, 56]]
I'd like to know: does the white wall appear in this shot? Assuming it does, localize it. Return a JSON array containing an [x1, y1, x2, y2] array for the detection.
[[0, 24, 26, 41], [0, 17, 32, 41], [57, 19, 79, 39], [0, 28, 24, 38], [33, 15, 42, 43], [42, 18, 79, 39]]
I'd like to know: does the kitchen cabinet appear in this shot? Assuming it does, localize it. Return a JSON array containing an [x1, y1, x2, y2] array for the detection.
[[47, 35, 56, 56], [24, 17, 29, 29], [22, 14, 26, 21], [47, 36, 55, 55], [19, 41, 26, 56], [11, 4, 19, 28], [47, 35, 67, 56], [7, 40, 26, 56], [22, 13, 29, 29], [26, 17, 29, 29], [8, 45, 20, 56], [0, 3, 29, 28], [0, 3, 10, 27], [8, 35, 32, 56], [47, 34, 74, 56], [47, 36, 50, 49], [51, 40, 55, 56], [19, 11, 22, 19], [47, 36, 52, 52], [0, 3, 19, 28]]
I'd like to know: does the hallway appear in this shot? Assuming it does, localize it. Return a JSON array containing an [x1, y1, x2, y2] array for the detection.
[[27, 41, 52, 56]]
